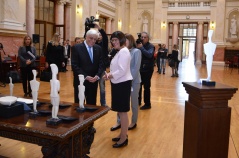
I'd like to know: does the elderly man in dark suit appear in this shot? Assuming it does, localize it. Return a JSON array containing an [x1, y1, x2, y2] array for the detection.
[[71, 29, 104, 105]]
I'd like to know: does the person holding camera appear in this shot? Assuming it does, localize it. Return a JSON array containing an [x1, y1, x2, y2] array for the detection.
[[94, 23, 109, 106], [137, 32, 155, 110]]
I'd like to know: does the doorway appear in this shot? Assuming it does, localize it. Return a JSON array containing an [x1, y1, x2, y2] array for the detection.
[[178, 24, 197, 63]]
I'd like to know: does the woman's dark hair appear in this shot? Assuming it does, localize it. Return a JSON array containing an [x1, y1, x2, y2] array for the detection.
[[125, 33, 136, 49], [110, 31, 126, 47], [0, 43, 3, 49]]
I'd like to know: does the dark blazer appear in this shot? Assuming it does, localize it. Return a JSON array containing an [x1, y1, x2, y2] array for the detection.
[[71, 42, 104, 104], [71, 42, 104, 79], [45, 41, 64, 67], [18, 46, 37, 67]]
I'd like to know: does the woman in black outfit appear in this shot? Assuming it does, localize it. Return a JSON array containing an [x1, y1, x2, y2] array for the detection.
[[170, 44, 179, 77], [18, 35, 37, 97], [45, 33, 65, 74]]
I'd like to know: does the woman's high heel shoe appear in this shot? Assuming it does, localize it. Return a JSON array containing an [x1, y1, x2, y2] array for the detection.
[[112, 135, 128, 142], [112, 139, 128, 148], [112, 137, 120, 142]]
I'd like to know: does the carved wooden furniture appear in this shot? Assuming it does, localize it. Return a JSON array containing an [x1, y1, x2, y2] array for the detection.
[[182, 82, 237, 158], [0, 99, 110, 158]]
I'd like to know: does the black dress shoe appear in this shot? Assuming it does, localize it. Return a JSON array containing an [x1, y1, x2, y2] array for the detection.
[[112, 137, 120, 142], [110, 125, 121, 131], [112, 135, 128, 142], [112, 139, 128, 148], [140, 105, 151, 110], [128, 123, 137, 130]]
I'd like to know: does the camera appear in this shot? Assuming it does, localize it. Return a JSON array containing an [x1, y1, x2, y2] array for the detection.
[[136, 33, 143, 44], [85, 16, 99, 32]]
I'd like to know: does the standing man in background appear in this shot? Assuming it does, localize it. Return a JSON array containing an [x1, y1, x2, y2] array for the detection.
[[137, 32, 155, 110], [95, 23, 109, 106], [63, 39, 71, 72]]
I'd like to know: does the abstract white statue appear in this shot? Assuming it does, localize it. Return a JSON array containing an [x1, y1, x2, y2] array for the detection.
[[9, 77, 14, 96], [203, 30, 217, 81], [50, 64, 60, 119], [78, 74, 85, 109], [230, 15, 238, 38], [30, 70, 40, 113], [142, 16, 148, 32]]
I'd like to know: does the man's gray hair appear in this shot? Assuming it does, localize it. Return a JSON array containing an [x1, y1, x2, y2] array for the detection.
[[141, 31, 151, 39], [86, 29, 99, 38]]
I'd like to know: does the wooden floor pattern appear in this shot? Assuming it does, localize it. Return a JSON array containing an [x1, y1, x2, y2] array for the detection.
[[0, 59, 239, 158]]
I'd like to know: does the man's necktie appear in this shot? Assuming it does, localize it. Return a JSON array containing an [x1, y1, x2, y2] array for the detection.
[[88, 46, 93, 63]]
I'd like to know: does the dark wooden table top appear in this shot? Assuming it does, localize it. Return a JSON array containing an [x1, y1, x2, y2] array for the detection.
[[0, 98, 110, 140]]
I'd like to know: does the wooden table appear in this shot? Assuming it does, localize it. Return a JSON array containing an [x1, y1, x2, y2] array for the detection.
[[0, 99, 110, 158]]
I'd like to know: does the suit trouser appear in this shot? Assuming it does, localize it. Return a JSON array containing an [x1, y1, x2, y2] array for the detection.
[[74, 80, 98, 105], [160, 58, 167, 71], [157, 55, 161, 71], [99, 72, 106, 105], [63, 58, 68, 70], [138, 70, 153, 106], [20, 66, 33, 94]]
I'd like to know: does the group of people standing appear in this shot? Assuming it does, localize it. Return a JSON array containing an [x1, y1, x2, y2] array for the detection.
[[16, 25, 157, 149], [156, 43, 180, 77], [71, 29, 155, 148], [17, 33, 71, 97]]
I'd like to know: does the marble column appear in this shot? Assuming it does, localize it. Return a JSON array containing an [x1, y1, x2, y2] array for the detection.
[[129, 0, 137, 38], [172, 22, 179, 45], [214, 0, 226, 45], [65, 2, 71, 41], [55, 0, 65, 38], [111, 19, 115, 33], [153, 0, 162, 43], [120, 0, 126, 31], [0, 0, 23, 30], [196, 22, 203, 65], [106, 18, 112, 34], [26, 0, 35, 36]]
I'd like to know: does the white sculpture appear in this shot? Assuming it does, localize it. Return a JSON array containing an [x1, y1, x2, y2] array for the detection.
[[142, 16, 148, 32], [9, 77, 14, 96], [203, 30, 217, 81], [30, 70, 40, 113], [78, 74, 85, 109], [230, 15, 238, 38], [50, 64, 60, 119]]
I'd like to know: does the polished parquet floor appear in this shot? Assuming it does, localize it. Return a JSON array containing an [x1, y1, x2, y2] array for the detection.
[[0, 58, 239, 158]]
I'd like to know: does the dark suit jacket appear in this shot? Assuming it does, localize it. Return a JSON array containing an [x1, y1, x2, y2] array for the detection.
[[71, 42, 104, 86], [71, 42, 104, 104]]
